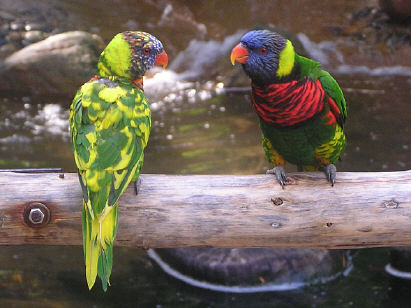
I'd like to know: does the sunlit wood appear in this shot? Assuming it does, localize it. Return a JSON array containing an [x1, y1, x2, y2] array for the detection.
[[0, 171, 410, 249]]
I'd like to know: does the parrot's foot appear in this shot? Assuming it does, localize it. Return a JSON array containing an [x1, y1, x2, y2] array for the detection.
[[134, 178, 142, 195], [267, 166, 289, 189], [324, 164, 337, 186]]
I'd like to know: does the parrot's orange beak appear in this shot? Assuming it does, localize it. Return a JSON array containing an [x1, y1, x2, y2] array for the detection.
[[230, 43, 249, 65], [154, 50, 168, 69]]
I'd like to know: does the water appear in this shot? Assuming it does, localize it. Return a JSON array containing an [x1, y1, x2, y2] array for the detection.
[[1, 74, 410, 174], [1, 0, 411, 307]]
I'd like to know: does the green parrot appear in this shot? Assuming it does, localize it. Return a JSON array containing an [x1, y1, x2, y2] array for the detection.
[[231, 30, 347, 187], [69, 31, 168, 291]]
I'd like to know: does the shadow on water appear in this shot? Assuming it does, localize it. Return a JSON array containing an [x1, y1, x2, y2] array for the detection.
[[0, 0, 411, 307]]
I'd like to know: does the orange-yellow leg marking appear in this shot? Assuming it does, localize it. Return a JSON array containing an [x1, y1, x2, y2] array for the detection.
[[262, 135, 289, 188], [262, 135, 285, 167]]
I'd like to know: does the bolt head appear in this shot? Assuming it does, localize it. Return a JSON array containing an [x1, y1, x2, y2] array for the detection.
[[23, 202, 50, 228], [29, 208, 45, 224]]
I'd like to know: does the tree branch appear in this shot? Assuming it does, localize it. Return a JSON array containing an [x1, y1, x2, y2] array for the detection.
[[0, 171, 410, 249]]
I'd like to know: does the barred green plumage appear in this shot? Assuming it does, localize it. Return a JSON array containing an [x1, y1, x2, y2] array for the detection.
[[69, 31, 167, 291]]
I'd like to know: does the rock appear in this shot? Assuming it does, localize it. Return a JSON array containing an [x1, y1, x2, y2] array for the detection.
[[379, 0, 411, 21], [24, 22, 53, 33], [22, 30, 47, 45], [0, 31, 104, 98], [0, 10, 15, 21], [386, 247, 411, 276], [9, 20, 25, 31], [0, 43, 15, 58], [5, 31, 22, 44], [150, 248, 348, 289]]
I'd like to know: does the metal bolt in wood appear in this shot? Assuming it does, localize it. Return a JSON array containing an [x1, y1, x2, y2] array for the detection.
[[23, 202, 50, 228]]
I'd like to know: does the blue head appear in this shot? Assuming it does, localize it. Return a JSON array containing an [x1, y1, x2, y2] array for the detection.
[[123, 31, 168, 77], [231, 30, 294, 85]]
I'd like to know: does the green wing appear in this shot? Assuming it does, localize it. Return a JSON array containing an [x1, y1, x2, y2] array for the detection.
[[315, 70, 347, 126], [288, 55, 348, 168], [296, 54, 347, 126], [70, 79, 151, 214]]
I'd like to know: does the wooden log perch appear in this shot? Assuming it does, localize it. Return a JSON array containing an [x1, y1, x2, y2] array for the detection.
[[0, 171, 410, 249]]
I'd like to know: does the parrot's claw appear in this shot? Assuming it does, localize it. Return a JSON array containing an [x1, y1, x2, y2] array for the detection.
[[267, 166, 289, 189], [134, 178, 142, 195], [324, 164, 337, 186]]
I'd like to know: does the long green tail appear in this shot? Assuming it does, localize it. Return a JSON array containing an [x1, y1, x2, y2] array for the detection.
[[82, 201, 119, 291]]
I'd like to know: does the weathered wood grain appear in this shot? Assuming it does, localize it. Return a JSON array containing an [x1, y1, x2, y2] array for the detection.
[[0, 171, 410, 249]]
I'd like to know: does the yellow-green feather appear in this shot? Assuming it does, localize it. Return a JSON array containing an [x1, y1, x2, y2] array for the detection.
[[261, 133, 285, 166], [314, 124, 346, 166], [97, 34, 132, 79], [276, 40, 295, 78], [69, 77, 150, 290], [82, 200, 118, 291]]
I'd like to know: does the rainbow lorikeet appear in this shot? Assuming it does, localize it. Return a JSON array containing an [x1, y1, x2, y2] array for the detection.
[[69, 31, 168, 291], [231, 30, 347, 187]]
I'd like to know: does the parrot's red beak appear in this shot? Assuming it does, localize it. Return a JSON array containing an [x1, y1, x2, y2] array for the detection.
[[230, 43, 249, 65], [154, 50, 168, 69]]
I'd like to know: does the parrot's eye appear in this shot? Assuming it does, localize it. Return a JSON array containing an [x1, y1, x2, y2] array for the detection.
[[259, 47, 268, 55], [143, 48, 151, 55]]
